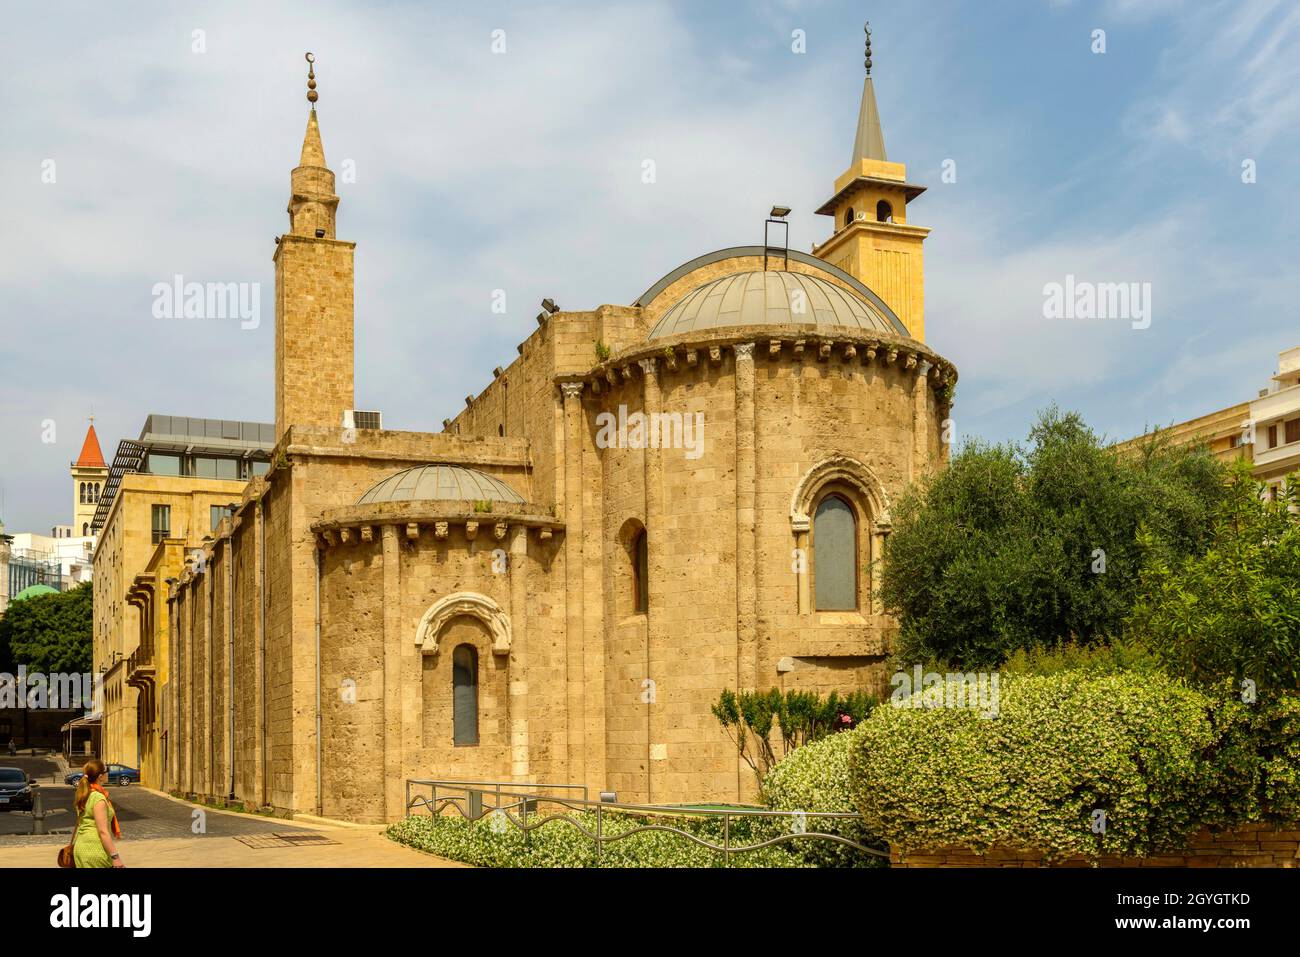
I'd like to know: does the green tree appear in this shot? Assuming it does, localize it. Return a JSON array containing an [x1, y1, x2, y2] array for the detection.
[[1127, 465, 1300, 690], [0, 581, 93, 674], [880, 408, 1226, 667]]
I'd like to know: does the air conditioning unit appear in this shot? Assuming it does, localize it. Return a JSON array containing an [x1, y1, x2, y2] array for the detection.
[[342, 409, 383, 431]]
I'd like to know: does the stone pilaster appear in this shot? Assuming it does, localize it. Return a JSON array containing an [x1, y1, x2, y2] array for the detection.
[[912, 359, 933, 481], [639, 357, 666, 802], [734, 343, 758, 692], [508, 526, 530, 782], [381, 524, 403, 820], [560, 381, 586, 784]]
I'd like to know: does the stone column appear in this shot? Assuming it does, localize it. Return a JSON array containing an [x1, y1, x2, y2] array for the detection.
[[203, 562, 213, 797], [734, 343, 758, 691], [639, 358, 666, 802], [560, 382, 586, 785], [911, 359, 933, 482], [381, 524, 403, 821], [792, 518, 811, 614], [508, 526, 530, 783], [187, 590, 196, 790], [254, 500, 266, 807]]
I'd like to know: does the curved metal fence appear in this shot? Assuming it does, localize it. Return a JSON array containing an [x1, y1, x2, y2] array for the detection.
[[404, 778, 889, 865]]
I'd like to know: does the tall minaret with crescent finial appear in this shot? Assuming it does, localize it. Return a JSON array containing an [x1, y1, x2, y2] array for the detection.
[[274, 52, 356, 439], [813, 21, 931, 342]]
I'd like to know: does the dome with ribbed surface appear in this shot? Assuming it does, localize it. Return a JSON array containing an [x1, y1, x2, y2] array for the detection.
[[647, 270, 902, 340], [356, 465, 524, 506]]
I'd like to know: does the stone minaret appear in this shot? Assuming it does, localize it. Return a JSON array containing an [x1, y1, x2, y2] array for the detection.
[[814, 23, 931, 342], [274, 53, 356, 439]]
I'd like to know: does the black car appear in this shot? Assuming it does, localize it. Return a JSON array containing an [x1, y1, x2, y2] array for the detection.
[[0, 766, 35, 812]]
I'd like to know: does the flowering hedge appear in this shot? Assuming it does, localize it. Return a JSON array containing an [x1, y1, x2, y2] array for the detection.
[[387, 809, 810, 868], [760, 727, 886, 867], [848, 671, 1283, 860]]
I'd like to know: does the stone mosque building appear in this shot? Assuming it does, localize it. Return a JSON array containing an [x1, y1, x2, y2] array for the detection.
[[159, 32, 957, 822]]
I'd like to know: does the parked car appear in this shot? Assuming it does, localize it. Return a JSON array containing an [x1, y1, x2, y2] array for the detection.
[[64, 764, 139, 787], [0, 767, 36, 811]]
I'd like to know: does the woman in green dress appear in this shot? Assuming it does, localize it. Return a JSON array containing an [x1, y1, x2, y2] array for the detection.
[[72, 759, 125, 868]]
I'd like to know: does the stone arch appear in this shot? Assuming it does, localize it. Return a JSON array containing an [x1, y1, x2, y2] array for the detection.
[[790, 455, 891, 533], [415, 591, 511, 656], [789, 456, 892, 615]]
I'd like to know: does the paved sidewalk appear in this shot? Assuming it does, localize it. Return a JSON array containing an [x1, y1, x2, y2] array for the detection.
[[0, 825, 462, 867], [0, 785, 463, 867]]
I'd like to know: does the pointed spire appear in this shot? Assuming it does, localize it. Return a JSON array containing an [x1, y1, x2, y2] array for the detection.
[[851, 22, 887, 163], [76, 420, 106, 469], [300, 108, 327, 168]]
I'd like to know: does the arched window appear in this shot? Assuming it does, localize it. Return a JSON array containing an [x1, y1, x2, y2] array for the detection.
[[876, 200, 893, 223], [452, 644, 479, 746], [82, 523, 89, 536], [632, 528, 648, 614], [79, 482, 86, 504], [813, 494, 857, 611], [845, 207, 855, 227]]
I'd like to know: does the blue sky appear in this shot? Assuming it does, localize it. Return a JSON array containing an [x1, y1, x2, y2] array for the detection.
[[1, 0, 1297, 532]]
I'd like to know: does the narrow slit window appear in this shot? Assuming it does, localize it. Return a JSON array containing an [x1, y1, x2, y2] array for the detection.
[[452, 644, 479, 746]]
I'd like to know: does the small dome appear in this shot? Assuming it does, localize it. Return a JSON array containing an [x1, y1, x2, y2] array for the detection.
[[356, 464, 524, 506], [11, 584, 59, 602], [647, 270, 901, 340]]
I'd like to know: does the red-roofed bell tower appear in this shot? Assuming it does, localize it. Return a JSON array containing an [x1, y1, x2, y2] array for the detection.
[[71, 417, 108, 537]]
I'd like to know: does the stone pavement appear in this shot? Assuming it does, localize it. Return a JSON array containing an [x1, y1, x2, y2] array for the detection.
[[0, 786, 462, 868]]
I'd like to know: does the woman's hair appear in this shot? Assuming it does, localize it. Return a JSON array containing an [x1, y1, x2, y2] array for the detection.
[[74, 759, 107, 814]]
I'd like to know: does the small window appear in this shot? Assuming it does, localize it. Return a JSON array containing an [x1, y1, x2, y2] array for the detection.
[[844, 207, 855, 227], [632, 528, 649, 614], [813, 494, 857, 611], [211, 505, 234, 530], [452, 645, 479, 746], [1269, 425, 1278, 449], [82, 523, 89, 536], [876, 200, 893, 223], [79, 482, 86, 504], [1287, 419, 1300, 445], [498, 424, 505, 437], [151, 505, 171, 545]]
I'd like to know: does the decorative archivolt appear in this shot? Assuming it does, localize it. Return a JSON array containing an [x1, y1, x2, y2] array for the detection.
[[414, 591, 511, 656], [789, 455, 891, 534]]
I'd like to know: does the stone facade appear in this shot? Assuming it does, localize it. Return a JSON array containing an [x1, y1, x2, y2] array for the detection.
[[155, 62, 958, 822], [93, 474, 247, 778]]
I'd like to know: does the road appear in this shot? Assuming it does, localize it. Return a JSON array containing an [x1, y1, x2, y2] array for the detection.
[[0, 753, 311, 840]]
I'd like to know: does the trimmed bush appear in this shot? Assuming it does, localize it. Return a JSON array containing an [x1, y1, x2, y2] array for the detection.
[[387, 809, 810, 868], [761, 727, 886, 867], [850, 671, 1247, 859]]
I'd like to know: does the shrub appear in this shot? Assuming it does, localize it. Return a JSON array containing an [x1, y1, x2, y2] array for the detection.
[[387, 809, 807, 868], [712, 687, 875, 793], [761, 726, 886, 867], [849, 671, 1242, 859], [1127, 466, 1300, 689], [881, 409, 1227, 668], [1000, 637, 1163, 677]]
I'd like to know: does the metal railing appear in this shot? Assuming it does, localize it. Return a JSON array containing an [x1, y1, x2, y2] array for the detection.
[[404, 778, 888, 865]]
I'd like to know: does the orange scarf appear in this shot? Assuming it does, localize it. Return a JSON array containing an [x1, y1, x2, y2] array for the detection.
[[89, 781, 123, 838]]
